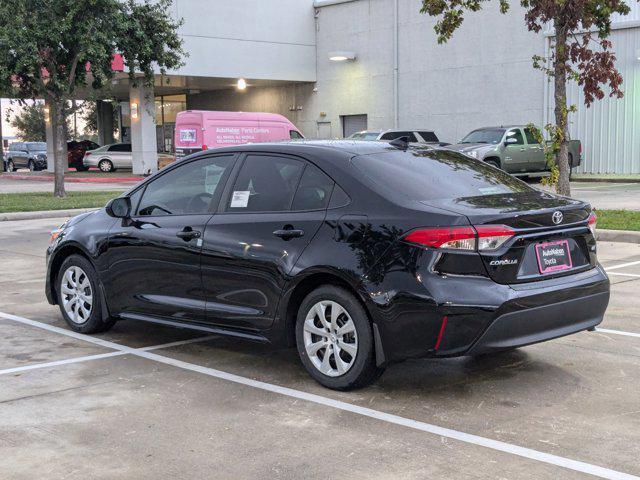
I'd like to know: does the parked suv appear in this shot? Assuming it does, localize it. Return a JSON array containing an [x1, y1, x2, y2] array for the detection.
[[82, 143, 132, 172], [5, 142, 47, 172], [448, 126, 582, 175], [46, 141, 608, 390], [348, 129, 447, 145]]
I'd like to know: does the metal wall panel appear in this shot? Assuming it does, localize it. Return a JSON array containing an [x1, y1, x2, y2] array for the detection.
[[544, 26, 640, 173]]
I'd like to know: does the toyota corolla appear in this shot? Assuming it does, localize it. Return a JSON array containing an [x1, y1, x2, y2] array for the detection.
[[45, 141, 610, 390]]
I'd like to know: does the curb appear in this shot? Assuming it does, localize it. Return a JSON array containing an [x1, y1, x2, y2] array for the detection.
[[0, 208, 97, 222], [572, 177, 640, 184], [596, 229, 640, 244], [1, 173, 143, 184]]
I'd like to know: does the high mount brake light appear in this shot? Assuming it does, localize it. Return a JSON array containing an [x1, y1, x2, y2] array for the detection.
[[588, 212, 597, 235], [403, 225, 515, 251]]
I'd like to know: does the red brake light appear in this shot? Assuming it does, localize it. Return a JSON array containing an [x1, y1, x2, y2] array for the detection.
[[202, 144, 208, 151], [85, 152, 91, 156], [588, 212, 597, 235], [404, 227, 477, 250], [403, 225, 515, 251]]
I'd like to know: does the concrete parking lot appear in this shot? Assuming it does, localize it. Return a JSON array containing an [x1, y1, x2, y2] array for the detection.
[[1, 217, 640, 479]]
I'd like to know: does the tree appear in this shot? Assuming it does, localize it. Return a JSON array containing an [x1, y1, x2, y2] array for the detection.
[[420, 0, 630, 196], [0, 0, 185, 196], [9, 102, 72, 142], [80, 100, 119, 138]]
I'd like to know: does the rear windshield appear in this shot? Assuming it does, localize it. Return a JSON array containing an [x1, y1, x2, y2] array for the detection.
[[352, 149, 533, 201]]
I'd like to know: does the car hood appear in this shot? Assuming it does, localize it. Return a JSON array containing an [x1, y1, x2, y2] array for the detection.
[[447, 143, 496, 154]]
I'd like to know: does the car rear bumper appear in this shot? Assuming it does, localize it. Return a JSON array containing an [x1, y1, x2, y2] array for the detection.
[[466, 289, 608, 355]]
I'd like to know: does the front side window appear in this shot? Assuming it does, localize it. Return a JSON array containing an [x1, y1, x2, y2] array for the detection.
[[228, 155, 304, 212], [505, 129, 524, 145], [291, 164, 334, 211], [137, 156, 234, 216], [290, 130, 304, 140]]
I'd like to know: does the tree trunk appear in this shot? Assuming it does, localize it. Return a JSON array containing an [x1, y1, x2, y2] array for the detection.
[[51, 101, 68, 197], [553, 20, 571, 197]]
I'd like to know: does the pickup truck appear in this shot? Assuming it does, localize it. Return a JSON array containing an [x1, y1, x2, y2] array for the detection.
[[446, 126, 581, 176]]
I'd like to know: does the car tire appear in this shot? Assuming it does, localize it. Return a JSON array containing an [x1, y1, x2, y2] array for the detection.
[[28, 160, 35, 172], [98, 159, 114, 172], [295, 285, 384, 390], [56, 254, 115, 334], [7, 160, 14, 172], [75, 165, 89, 172], [486, 159, 500, 170]]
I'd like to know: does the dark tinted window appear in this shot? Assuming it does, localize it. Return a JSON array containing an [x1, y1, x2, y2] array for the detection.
[[505, 129, 524, 145], [228, 155, 304, 212], [524, 128, 540, 145], [352, 149, 533, 202], [380, 131, 418, 142], [418, 131, 439, 142], [26, 142, 46, 151], [292, 164, 334, 211], [328, 184, 351, 209], [10, 143, 23, 151], [137, 156, 233, 216], [289, 130, 304, 139], [109, 143, 131, 152]]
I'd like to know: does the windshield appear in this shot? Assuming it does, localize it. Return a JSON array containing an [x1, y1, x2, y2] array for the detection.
[[460, 129, 505, 144], [26, 142, 46, 151], [352, 149, 533, 202]]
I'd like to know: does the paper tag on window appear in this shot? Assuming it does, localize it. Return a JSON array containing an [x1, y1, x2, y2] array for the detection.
[[230, 191, 250, 208]]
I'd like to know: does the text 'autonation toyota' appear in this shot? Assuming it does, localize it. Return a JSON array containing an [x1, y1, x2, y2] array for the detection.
[[45, 140, 609, 390]]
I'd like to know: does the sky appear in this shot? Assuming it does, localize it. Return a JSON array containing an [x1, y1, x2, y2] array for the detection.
[[1, 98, 88, 140]]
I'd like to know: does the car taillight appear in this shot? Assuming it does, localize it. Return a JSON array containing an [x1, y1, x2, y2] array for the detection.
[[588, 212, 597, 235], [202, 144, 208, 150], [84, 152, 91, 156], [475, 225, 516, 251], [403, 225, 515, 251]]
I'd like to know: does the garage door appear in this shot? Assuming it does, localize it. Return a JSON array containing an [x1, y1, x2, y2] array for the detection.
[[341, 114, 368, 138]]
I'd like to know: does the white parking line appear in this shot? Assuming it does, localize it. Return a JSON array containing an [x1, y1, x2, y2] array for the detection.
[[596, 328, 640, 339], [605, 260, 640, 271], [0, 331, 217, 377], [0, 311, 637, 480], [607, 272, 640, 278]]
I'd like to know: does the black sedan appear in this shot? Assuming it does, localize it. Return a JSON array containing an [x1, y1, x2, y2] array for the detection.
[[45, 141, 610, 390]]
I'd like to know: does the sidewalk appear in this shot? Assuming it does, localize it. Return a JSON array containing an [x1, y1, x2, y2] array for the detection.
[[1, 171, 143, 184]]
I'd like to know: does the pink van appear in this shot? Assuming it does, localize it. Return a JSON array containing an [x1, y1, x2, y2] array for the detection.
[[174, 110, 304, 158]]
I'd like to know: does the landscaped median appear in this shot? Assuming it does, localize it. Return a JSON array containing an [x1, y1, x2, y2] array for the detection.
[[0, 191, 122, 214]]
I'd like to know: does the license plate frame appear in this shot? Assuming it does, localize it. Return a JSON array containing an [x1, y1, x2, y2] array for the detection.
[[535, 239, 573, 274]]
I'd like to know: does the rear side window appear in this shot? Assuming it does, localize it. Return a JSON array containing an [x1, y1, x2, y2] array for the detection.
[[380, 131, 418, 142], [109, 144, 131, 152], [418, 131, 439, 143], [291, 164, 334, 211], [228, 155, 304, 212], [352, 150, 533, 202]]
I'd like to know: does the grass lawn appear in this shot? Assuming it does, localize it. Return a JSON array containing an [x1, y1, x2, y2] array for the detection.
[[596, 209, 640, 231], [0, 191, 121, 213]]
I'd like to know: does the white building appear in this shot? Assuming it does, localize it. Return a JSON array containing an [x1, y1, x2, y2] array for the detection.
[[93, 0, 640, 174]]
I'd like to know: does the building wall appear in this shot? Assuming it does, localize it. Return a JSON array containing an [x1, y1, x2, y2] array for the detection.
[[167, 0, 317, 82]]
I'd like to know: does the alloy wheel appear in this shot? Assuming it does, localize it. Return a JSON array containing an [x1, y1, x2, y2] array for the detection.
[[60, 266, 93, 324], [303, 300, 358, 377], [99, 160, 112, 172]]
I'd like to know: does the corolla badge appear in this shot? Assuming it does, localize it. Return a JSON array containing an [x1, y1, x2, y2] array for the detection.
[[489, 259, 518, 266], [552, 211, 563, 225]]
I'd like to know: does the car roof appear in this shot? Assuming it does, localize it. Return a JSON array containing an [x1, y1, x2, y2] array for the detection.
[[193, 140, 395, 157], [471, 125, 526, 130]]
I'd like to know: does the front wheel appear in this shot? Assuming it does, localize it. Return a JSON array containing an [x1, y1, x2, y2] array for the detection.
[[6, 160, 15, 172], [485, 159, 500, 170], [56, 254, 115, 334], [295, 285, 384, 390], [28, 160, 36, 172]]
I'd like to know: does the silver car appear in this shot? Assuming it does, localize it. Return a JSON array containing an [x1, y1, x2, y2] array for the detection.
[[348, 129, 444, 144], [83, 143, 132, 172]]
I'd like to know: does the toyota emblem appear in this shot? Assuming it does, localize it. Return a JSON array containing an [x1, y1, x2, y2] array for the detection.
[[552, 211, 563, 225]]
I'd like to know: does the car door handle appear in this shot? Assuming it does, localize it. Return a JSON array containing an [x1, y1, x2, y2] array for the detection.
[[176, 228, 201, 240], [519, 148, 526, 151], [273, 228, 304, 240]]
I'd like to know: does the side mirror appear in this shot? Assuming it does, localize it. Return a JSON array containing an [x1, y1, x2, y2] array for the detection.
[[106, 197, 131, 218], [505, 138, 518, 145]]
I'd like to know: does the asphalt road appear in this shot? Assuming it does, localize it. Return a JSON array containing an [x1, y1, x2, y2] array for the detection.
[[1, 216, 640, 479]]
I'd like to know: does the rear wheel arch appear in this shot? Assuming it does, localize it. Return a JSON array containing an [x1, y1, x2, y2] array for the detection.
[[282, 271, 374, 347]]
